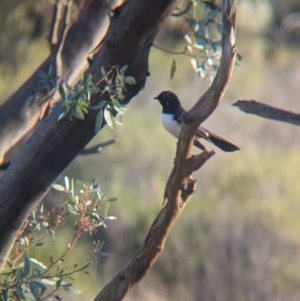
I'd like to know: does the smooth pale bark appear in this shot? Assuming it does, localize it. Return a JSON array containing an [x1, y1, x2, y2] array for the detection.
[[0, 0, 119, 165]]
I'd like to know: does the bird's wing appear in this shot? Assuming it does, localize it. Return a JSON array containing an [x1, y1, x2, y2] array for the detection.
[[195, 126, 210, 140], [196, 126, 240, 152]]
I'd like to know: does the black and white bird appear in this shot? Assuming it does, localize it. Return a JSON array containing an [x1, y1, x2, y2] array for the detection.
[[154, 91, 240, 152]]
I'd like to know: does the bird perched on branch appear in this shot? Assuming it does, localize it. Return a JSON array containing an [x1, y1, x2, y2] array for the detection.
[[154, 91, 240, 152]]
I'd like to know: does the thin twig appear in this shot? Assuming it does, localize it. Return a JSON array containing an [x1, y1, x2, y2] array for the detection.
[[80, 139, 116, 155], [153, 44, 203, 58]]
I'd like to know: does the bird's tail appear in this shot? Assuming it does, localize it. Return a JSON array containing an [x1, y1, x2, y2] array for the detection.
[[194, 127, 240, 152], [206, 130, 240, 152]]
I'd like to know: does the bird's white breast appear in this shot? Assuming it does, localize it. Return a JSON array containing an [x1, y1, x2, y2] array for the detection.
[[162, 114, 181, 138]]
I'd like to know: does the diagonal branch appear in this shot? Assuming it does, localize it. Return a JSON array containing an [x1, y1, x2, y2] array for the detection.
[[233, 99, 300, 126], [93, 151, 214, 301], [92, 1, 237, 300], [0, 0, 116, 165], [0, 0, 180, 273]]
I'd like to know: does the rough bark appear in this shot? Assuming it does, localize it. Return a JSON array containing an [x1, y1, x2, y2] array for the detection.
[[0, 0, 179, 273], [233, 99, 300, 126]]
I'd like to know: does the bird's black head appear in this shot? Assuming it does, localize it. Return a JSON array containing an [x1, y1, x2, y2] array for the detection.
[[154, 91, 181, 113]]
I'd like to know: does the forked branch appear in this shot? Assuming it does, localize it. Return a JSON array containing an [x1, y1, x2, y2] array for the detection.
[[93, 1, 238, 300]]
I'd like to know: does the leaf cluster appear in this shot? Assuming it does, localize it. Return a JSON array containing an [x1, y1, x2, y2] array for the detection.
[[184, 1, 223, 81], [0, 177, 117, 301], [169, 1, 240, 82], [30, 65, 59, 104], [57, 65, 135, 134]]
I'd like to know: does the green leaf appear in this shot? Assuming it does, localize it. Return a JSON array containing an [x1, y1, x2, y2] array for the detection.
[[79, 99, 89, 107], [75, 179, 85, 189], [57, 112, 67, 121], [38, 71, 47, 79], [61, 283, 73, 288], [81, 106, 89, 114], [190, 58, 198, 73], [56, 277, 62, 289], [40, 279, 56, 286], [52, 184, 65, 191], [29, 281, 41, 301], [107, 197, 117, 203], [29, 258, 47, 270], [104, 107, 114, 129], [90, 213, 100, 221], [235, 53, 242, 66], [95, 111, 103, 133], [64, 176, 69, 191], [35, 241, 45, 247], [104, 203, 109, 216], [170, 57, 176, 79], [107, 216, 117, 220], [90, 101, 107, 110], [33, 282, 47, 296], [14, 288, 26, 300], [119, 65, 128, 75], [23, 255, 30, 277], [72, 109, 85, 120], [58, 85, 65, 100], [100, 252, 113, 257], [97, 241, 105, 252], [124, 76, 135, 85], [16, 267, 23, 281], [70, 178, 74, 199], [63, 287, 81, 294]]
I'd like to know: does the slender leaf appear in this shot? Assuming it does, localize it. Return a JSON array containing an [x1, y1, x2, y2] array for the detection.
[[29, 282, 41, 301], [63, 287, 81, 295], [104, 203, 109, 216], [23, 256, 30, 277], [57, 112, 67, 121], [104, 107, 114, 129], [119, 65, 128, 75], [170, 57, 176, 79], [97, 241, 105, 252], [14, 288, 26, 300], [75, 179, 85, 189], [72, 109, 85, 120], [64, 176, 69, 191], [52, 184, 65, 192], [29, 258, 47, 270], [107, 197, 117, 203], [33, 282, 47, 296], [124, 76, 136, 85], [16, 268, 23, 281], [100, 252, 113, 257], [95, 111, 103, 133], [40, 279, 56, 286]]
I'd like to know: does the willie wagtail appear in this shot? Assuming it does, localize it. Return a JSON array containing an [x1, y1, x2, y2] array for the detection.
[[154, 91, 240, 152]]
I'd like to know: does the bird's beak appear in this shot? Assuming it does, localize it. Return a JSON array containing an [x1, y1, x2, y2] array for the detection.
[[153, 95, 158, 100]]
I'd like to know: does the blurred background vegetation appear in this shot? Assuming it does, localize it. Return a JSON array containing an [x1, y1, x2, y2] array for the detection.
[[1, 0, 300, 300]]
